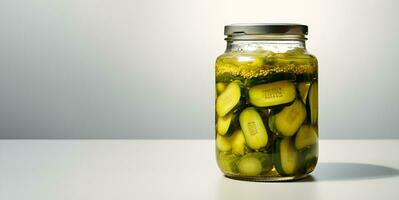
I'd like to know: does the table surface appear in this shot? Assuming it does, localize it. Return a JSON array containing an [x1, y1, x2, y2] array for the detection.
[[0, 139, 398, 200]]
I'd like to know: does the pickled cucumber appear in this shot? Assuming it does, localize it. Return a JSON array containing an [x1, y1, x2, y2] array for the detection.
[[249, 81, 296, 107], [216, 82, 226, 94], [237, 152, 272, 176], [298, 143, 318, 174], [216, 82, 241, 117], [268, 99, 306, 137], [308, 82, 318, 124], [218, 152, 239, 174], [297, 82, 310, 103], [295, 125, 318, 150], [275, 137, 299, 176], [230, 129, 247, 155], [239, 107, 268, 150], [216, 134, 231, 152], [216, 113, 236, 136]]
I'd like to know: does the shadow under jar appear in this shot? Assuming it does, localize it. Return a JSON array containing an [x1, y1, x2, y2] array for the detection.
[[215, 24, 318, 181]]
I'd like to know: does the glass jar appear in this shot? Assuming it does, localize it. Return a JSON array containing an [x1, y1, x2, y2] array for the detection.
[[215, 24, 318, 181]]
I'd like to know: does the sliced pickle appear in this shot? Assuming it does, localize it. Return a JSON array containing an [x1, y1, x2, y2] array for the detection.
[[216, 113, 236, 136], [239, 107, 268, 150], [216, 82, 241, 117], [216, 134, 231, 152], [217, 152, 239, 174], [308, 82, 318, 124], [275, 137, 299, 176], [298, 143, 318, 174], [297, 82, 311, 104], [230, 129, 246, 155], [237, 152, 272, 176], [216, 82, 226, 94], [295, 125, 318, 150], [268, 99, 306, 137], [249, 81, 296, 107]]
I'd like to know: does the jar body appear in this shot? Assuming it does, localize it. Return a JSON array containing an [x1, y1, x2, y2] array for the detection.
[[215, 40, 318, 181]]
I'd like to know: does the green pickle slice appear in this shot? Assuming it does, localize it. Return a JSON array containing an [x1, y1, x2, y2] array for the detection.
[[302, 143, 319, 174], [268, 99, 306, 137], [275, 137, 299, 176], [216, 113, 236, 136], [218, 152, 239, 174], [297, 82, 311, 104], [230, 129, 247, 155], [295, 125, 318, 150], [239, 107, 268, 150], [308, 82, 318, 124], [216, 82, 227, 94], [216, 82, 241, 117], [249, 81, 296, 107], [238, 152, 272, 176], [298, 143, 318, 174], [216, 134, 231, 152]]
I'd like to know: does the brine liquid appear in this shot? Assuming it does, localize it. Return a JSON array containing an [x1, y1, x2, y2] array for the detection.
[[215, 49, 318, 181]]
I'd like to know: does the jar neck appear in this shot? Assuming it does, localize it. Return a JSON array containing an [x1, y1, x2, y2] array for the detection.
[[225, 40, 306, 53]]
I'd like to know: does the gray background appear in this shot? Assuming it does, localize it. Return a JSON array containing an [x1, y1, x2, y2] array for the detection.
[[0, 0, 398, 139]]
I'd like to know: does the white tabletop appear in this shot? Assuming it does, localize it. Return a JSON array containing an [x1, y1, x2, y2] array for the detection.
[[0, 139, 398, 200]]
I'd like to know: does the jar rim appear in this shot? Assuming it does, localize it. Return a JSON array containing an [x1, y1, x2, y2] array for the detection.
[[224, 23, 308, 36], [225, 34, 307, 42]]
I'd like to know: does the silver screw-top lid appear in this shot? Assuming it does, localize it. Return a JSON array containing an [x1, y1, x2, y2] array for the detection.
[[224, 23, 308, 36]]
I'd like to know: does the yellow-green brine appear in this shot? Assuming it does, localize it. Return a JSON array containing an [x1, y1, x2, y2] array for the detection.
[[215, 24, 318, 181]]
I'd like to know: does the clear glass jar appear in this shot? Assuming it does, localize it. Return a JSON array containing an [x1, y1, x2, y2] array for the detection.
[[215, 24, 318, 181]]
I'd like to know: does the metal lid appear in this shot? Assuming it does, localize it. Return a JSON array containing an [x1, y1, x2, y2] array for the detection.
[[224, 23, 308, 36]]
